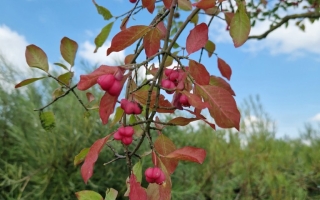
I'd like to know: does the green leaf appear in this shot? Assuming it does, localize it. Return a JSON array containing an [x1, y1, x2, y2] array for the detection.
[[95, 4, 113, 20], [54, 62, 69, 70], [129, 115, 143, 137], [57, 72, 74, 86], [52, 87, 64, 99], [204, 40, 215, 57], [178, 0, 192, 10], [190, 13, 199, 25], [94, 22, 114, 53], [15, 77, 47, 88], [74, 148, 90, 166], [25, 45, 49, 72], [75, 190, 103, 200], [229, 3, 251, 47], [105, 188, 118, 200], [39, 111, 55, 131], [110, 106, 124, 127], [60, 37, 78, 67], [132, 161, 142, 183]]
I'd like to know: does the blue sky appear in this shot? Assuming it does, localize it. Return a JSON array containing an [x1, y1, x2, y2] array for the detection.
[[1, 0, 319, 138]]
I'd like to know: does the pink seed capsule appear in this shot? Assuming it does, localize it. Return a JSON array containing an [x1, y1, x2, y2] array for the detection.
[[108, 80, 122, 96], [122, 137, 133, 145], [97, 74, 115, 91]]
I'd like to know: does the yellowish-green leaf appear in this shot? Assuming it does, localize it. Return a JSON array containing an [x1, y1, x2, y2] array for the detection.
[[178, 0, 192, 10], [75, 190, 103, 200], [60, 37, 78, 67], [94, 22, 114, 53], [74, 148, 90, 166], [57, 72, 73, 86], [52, 87, 64, 99], [204, 40, 216, 57], [15, 77, 46, 88], [87, 102, 99, 110], [229, 3, 251, 47], [25, 45, 49, 72], [132, 160, 142, 183], [190, 14, 199, 26], [95, 4, 113, 20], [110, 106, 124, 127], [39, 111, 55, 131], [105, 188, 118, 200], [164, 51, 178, 67], [129, 115, 143, 137], [54, 62, 69, 71]]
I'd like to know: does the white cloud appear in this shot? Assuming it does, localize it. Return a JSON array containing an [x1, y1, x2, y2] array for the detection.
[[207, 11, 320, 57], [246, 19, 320, 56], [0, 24, 30, 74], [311, 113, 320, 122], [78, 41, 125, 66], [0, 24, 36, 92]]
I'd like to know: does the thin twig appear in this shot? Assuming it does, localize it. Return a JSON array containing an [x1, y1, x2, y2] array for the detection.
[[34, 84, 78, 111], [248, 12, 320, 40]]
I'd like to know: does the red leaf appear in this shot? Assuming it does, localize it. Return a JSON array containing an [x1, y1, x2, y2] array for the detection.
[[146, 160, 172, 200], [143, 28, 161, 58], [192, 0, 216, 9], [186, 23, 208, 55], [129, 174, 148, 200], [210, 75, 235, 96], [77, 65, 118, 90], [165, 146, 206, 164], [168, 117, 198, 126], [224, 12, 234, 26], [217, 57, 232, 80], [163, 0, 173, 9], [189, 59, 210, 85], [185, 109, 216, 129], [156, 21, 167, 39], [124, 54, 135, 64], [142, 0, 155, 13], [180, 90, 210, 110], [154, 134, 178, 174], [86, 92, 95, 103], [81, 134, 111, 184], [99, 93, 118, 125], [107, 25, 151, 55], [154, 116, 164, 133], [197, 84, 240, 130], [132, 90, 174, 114]]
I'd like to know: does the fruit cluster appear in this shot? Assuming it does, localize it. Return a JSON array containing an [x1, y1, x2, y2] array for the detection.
[[113, 126, 134, 145], [161, 69, 184, 94], [145, 167, 165, 185], [120, 99, 142, 114], [97, 74, 122, 96]]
